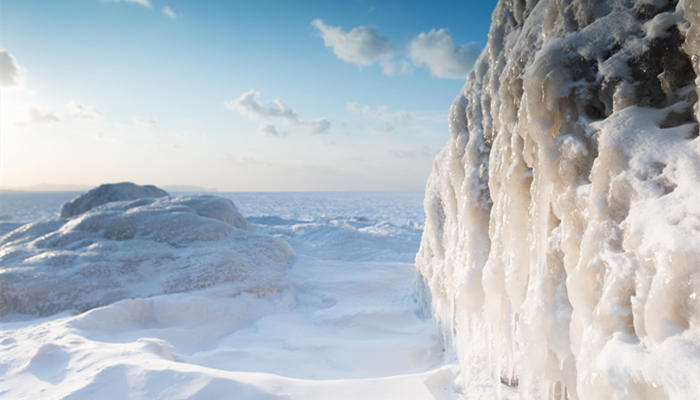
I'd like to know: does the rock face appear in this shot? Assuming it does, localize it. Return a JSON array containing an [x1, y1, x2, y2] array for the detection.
[[416, 0, 699, 399], [0, 184, 294, 316]]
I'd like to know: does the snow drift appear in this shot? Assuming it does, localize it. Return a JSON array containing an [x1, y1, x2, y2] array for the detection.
[[416, 0, 700, 398], [0, 183, 294, 316]]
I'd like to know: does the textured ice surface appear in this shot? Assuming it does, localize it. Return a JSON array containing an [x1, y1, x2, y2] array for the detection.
[[0, 192, 454, 400], [0, 184, 293, 316], [59, 182, 168, 218], [417, 0, 700, 398]]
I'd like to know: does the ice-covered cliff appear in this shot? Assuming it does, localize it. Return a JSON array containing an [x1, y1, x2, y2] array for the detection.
[[416, 0, 700, 398], [0, 183, 294, 316]]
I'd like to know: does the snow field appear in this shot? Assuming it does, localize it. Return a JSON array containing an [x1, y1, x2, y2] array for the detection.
[[0, 190, 459, 399]]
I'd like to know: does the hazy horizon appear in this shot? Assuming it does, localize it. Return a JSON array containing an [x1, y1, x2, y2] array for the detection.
[[0, 181, 426, 193]]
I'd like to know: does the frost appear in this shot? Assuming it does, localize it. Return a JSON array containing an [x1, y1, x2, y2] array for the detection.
[[0, 183, 294, 316], [417, 0, 700, 398]]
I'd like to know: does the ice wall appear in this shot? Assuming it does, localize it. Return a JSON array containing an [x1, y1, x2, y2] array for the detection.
[[416, 0, 700, 398]]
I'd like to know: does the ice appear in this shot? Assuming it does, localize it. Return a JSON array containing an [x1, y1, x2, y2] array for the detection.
[[59, 182, 169, 218], [417, 0, 700, 398], [0, 184, 294, 316], [0, 191, 451, 399]]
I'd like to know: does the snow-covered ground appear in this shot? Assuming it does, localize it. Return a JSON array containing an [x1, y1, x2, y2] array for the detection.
[[0, 191, 465, 399]]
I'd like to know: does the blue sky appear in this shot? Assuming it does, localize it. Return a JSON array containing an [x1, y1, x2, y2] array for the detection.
[[0, 0, 497, 191]]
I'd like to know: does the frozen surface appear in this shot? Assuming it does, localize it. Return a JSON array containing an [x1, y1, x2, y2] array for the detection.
[[0, 185, 292, 316], [0, 191, 463, 399], [59, 182, 168, 218], [417, 0, 700, 399]]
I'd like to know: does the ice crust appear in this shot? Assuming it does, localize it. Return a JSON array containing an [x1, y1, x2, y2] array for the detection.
[[59, 182, 169, 218], [0, 184, 294, 316], [416, 0, 700, 398]]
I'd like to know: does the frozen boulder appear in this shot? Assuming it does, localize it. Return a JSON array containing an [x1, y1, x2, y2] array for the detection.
[[417, 0, 700, 399], [59, 182, 168, 218], [0, 185, 294, 316]]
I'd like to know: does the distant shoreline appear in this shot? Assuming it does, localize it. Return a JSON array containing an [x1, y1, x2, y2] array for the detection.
[[0, 184, 218, 193]]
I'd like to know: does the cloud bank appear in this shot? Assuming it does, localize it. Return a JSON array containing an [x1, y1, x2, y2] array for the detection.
[[312, 20, 479, 79], [227, 90, 330, 136], [0, 50, 20, 87]]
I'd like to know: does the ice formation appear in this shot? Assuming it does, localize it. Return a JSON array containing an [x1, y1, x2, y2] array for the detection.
[[0, 184, 294, 316], [59, 182, 168, 218], [0, 193, 446, 400], [416, 0, 700, 398]]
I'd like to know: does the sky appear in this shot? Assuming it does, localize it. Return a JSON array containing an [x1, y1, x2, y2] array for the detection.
[[0, 0, 497, 191]]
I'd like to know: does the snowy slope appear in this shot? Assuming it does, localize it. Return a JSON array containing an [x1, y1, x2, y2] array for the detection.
[[0, 192, 457, 399], [417, 0, 700, 398]]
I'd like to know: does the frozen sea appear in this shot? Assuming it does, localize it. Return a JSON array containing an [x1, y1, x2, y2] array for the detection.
[[0, 192, 464, 399]]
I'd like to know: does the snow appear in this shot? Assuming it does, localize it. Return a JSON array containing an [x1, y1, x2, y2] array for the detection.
[[3, 0, 699, 397], [0, 191, 459, 399], [417, 0, 700, 399], [59, 182, 169, 218], [0, 184, 292, 316]]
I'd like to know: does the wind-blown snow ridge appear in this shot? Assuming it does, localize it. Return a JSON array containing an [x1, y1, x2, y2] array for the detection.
[[417, 0, 700, 398], [0, 183, 294, 316]]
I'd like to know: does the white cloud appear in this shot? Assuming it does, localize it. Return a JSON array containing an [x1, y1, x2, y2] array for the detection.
[[131, 117, 157, 128], [162, 6, 180, 19], [227, 90, 331, 136], [67, 101, 102, 120], [311, 19, 394, 69], [381, 59, 413, 76], [260, 124, 285, 137], [0, 49, 20, 87], [19, 106, 61, 125], [399, 60, 413, 75], [304, 118, 331, 135], [310, 20, 480, 79], [121, 0, 151, 7], [230, 90, 298, 121], [408, 28, 479, 79], [106, 0, 152, 7]]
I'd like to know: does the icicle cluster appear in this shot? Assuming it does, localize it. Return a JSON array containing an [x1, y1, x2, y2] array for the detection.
[[417, 0, 700, 398]]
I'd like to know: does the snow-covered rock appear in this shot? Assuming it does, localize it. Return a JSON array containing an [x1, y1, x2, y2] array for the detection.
[[0, 184, 294, 316], [417, 0, 700, 398], [59, 182, 168, 218]]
